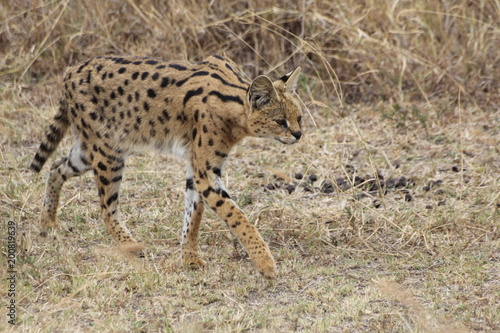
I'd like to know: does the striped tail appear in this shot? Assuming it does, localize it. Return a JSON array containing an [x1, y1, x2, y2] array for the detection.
[[30, 99, 70, 172]]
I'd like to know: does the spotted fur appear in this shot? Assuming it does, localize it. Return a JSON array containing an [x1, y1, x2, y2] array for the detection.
[[30, 55, 303, 279]]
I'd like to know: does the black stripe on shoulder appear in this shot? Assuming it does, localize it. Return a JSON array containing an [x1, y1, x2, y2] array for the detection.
[[208, 91, 243, 105], [183, 87, 204, 106], [224, 63, 248, 85], [210, 73, 246, 90], [176, 71, 210, 87]]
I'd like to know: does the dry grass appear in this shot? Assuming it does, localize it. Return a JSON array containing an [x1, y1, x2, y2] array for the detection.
[[1, 0, 498, 106], [1, 0, 499, 332]]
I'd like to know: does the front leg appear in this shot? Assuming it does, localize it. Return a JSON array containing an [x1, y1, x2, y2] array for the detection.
[[181, 165, 206, 269], [192, 161, 277, 279]]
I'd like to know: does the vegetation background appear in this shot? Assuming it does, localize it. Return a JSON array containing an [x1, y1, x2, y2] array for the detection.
[[1, 0, 498, 332]]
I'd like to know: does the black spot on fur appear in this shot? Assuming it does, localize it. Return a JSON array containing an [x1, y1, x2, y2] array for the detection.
[[203, 186, 213, 198], [160, 77, 170, 88], [32, 153, 45, 165], [67, 159, 80, 173], [147, 89, 157, 98], [106, 192, 118, 206], [97, 162, 107, 171], [186, 178, 194, 190], [39, 143, 49, 152], [169, 64, 188, 71], [176, 112, 187, 122], [80, 155, 89, 165], [215, 151, 228, 158], [111, 175, 122, 182], [99, 175, 110, 185]]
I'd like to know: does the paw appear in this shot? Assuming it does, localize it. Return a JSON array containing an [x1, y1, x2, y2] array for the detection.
[[182, 252, 207, 270], [254, 256, 277, 280], [40, 219, 61, 237], [186, 258, 207, 270]]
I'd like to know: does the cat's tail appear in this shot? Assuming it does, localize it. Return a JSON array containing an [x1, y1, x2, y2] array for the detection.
[[30, 99, 70, 172]]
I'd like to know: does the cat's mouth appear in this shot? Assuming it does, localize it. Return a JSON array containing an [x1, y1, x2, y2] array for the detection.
[[276, 137, 299, 145]]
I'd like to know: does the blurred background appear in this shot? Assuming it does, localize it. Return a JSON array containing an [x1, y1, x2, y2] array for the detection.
[[1, 0, 498, 109]]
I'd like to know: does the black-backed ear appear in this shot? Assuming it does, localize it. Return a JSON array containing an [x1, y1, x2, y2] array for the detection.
[[278, 67, 301, 93], [248, 75, 278, 109]]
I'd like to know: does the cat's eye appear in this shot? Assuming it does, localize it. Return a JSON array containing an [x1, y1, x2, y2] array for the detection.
[[297, 116, 302, 123], [275, 119, 288, 127]]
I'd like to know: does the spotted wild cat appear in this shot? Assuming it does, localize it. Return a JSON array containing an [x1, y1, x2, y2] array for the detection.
[[30, 55, 303, 279]]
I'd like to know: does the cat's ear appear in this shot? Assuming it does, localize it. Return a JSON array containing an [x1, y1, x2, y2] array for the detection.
[[278, 67, 301, 93], [248, 75, 278, 109]]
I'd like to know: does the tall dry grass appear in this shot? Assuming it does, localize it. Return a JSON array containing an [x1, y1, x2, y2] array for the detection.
[[1, 0, 498, 108]]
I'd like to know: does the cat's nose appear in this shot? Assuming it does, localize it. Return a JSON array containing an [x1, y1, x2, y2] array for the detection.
[[292, 131, 302, 140]]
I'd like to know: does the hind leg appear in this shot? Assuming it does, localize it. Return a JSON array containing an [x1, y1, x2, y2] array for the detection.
[[40, 140, 91, 234], [91, 152, 144, 252]]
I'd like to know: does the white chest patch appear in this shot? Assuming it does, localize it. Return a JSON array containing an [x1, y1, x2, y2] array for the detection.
[[169, 138, 189, 159]]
